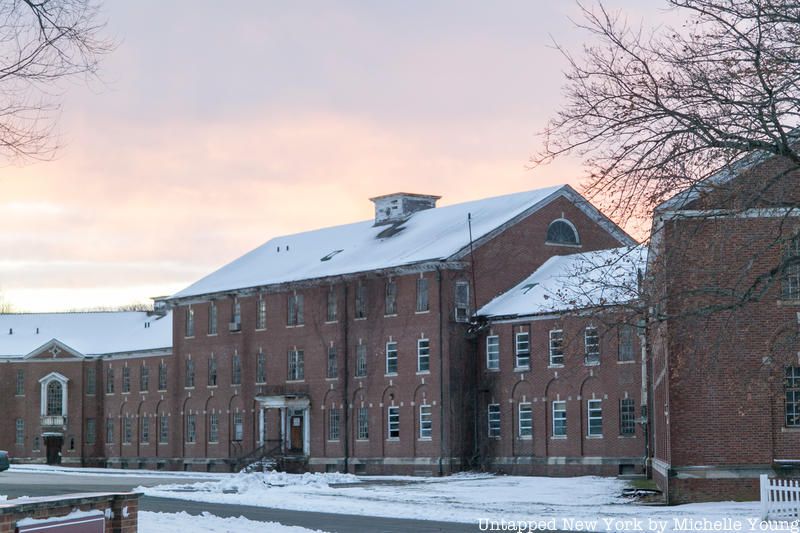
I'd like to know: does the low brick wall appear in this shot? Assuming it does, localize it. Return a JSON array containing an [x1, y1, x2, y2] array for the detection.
[[0, 492, 139, 533]]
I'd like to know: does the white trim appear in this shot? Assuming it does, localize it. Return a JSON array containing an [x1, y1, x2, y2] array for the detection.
[[659, 207, 800, 220], [39, 372, 69, 417]]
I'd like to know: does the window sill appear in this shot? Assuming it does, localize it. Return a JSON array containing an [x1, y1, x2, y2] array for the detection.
[[384, 373, 398, 378], [231, 383, 241, 387], [544, 242, 582, 248], [354, 375, 367, 379], [384, 314, 398, 318], [415, 310, 430, 315], [208, 441, 219, 445], [617, 360, 636, 365], [184, 336, 195, 340], [584, 361, 600, 367], [548, 364, 564, 369], [781, 427, 800, 433], [158, 389, 168, 393], [418, 437, 433, 442], [777, 299, 800, 307], [255, 328, 267, 332], [355, 438, 369, 442], [586, 435, 603, 439], [518, 435, 533, 440], [285, 379, 305, 384], [207, 333, 218, 337], [121, 391, 130, 395], [386, 438, 400, 442], [325, 377, 339, 381], [285, 324, 305, 329], [416, 371, 430, 375], [486, 367, 500, 372], [207, 385, 218, 389], [514, 366, 530, 373], [488, 435, 501, 440], [184, 387, 195, 391], [255, 382, 267, 386], [324, 321, 338, 325], [354, 317, 367, 321], [550, 435, 567, 440], [618, 434, 637, 439]]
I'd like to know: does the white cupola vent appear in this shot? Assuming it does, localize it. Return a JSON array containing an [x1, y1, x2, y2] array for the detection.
[[369, 193, 441, 226]]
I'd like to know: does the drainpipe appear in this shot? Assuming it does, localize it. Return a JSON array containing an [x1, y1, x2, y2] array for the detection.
[[342, 282, 350, 473], [437, 266, 445, 476], [638, 317, 650, 477]]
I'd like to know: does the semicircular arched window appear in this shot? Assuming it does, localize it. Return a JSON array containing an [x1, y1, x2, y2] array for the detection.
[[46, 380, 63, 416], [546, 219, 580, 245]]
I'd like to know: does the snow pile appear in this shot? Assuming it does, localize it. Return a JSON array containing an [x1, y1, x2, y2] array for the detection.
[[139, 511, 324, 533], [10, 464, 225, 480], [142, 470, 359, 497]]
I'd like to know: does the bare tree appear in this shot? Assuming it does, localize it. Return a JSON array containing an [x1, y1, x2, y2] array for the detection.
[[0, 0, 111, 160], [535, 0, 800, 316]]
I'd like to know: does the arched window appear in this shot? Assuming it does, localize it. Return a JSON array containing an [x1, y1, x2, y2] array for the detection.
[[46, 381, 63, 416], [546, 219, 580, 245]]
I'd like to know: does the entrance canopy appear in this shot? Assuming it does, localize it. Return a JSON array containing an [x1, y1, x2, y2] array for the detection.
[[256, 395, 310, 409]]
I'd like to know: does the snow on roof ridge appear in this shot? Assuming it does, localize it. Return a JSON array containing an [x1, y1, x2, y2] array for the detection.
[[170, 185, 577, 300]]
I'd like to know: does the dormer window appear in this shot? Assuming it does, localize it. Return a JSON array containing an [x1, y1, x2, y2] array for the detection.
[[546, 219, 580, 246]]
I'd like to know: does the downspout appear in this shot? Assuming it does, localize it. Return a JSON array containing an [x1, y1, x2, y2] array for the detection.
[[437, 266, 445, 476], [638, 317, 650, 478], [342, 282, 350, 473]]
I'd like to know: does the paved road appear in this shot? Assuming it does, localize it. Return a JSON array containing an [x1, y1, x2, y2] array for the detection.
[[0, 471, 482, 532]]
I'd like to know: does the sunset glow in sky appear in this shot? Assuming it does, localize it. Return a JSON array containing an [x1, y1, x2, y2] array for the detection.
[[1, 0, 659, 312]]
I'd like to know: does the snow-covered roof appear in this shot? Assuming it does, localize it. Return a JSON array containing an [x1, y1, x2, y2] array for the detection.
[[0, 311, 172, 358], [476, 246, 647, 319], [171, 185, 633, 300]]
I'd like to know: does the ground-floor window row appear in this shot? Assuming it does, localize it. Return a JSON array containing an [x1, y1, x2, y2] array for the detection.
[[484, 397, 639, 440]]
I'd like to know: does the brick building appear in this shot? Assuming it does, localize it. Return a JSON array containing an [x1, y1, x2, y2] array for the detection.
[[472, 246, 647, 476], [0, 185, 636, 473], [649, 153, 800, 503]]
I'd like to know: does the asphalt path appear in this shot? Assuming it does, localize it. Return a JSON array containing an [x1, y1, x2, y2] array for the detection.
[[0, 470, 483, 532]]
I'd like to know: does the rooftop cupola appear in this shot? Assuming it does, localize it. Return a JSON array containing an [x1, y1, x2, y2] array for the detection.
[[369, 192, 441, 226]]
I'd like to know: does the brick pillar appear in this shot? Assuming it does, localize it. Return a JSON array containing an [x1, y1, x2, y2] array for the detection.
[[110, 494, 140, 533]]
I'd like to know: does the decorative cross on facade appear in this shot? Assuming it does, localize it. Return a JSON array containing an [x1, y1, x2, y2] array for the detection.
[[49, 344, 61, 358]]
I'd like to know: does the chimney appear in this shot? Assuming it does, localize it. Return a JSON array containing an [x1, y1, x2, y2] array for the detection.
[[369, 193, 441, 226]]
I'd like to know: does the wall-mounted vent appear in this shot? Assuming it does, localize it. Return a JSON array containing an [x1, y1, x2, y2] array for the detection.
[[369, 193, 440, 226]]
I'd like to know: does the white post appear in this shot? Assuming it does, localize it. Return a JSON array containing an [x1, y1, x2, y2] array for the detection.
[[760, 474, 769, 520], [258, 408, 265, 447]]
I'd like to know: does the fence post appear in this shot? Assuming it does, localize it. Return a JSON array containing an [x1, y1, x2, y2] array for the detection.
[[761, 474, 770, 520]]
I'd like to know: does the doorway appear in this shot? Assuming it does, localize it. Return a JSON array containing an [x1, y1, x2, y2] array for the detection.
[[44, 435, 63, 465], [289, 414, 303, 453]]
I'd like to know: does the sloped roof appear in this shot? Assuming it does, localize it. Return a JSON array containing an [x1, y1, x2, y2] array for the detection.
[[0, 311, 172, 358], [170, 185, 633, 300], [476, 246, 646, 319]]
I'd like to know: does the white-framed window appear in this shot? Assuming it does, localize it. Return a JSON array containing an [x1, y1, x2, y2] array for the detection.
[[786, 367, 800, 427], [417, 338, 430, 373], [328, 407, 340, 441], [122, 366, 131, 392], [327, 345, 338, 379], [326, 286, 337, 322], [288, 349, 304, 381], [15, 419, 23, 445], [546, 218, 580, 245], [15, 370, 24, 396], [387, 406, 400, 439], [159, 414, 169, 444], [355, 343, 367, 377], [782, 234, 800, 300], [208, 413, 219, 443], [487, 404, 501, 438], [232, 353, 242, 385], [618, 325, 635, 362], [515, 332, 530, 368], [552, 401, 567, 437], [549, 329, 564, 366], [518, 403, 532, 438], [587, 399, 603, 437], [233, 412, 244, 441], [287, 293, 304, 326], [186, 414, 196, 443], [486, 335, 500, 370], [86, 418, 96, 445], [454, 281, 470, 322], [86, 367, 96, 395], [257, 294, 267, 330], [584, 327, 600, 365], [208, 300, 218, 335], [140, 365, 149, 392], [46, 380, 63, 416], [123, 416, 132, 444], [357, 407, 369, 440], [355, 282, 367, 319], [231, 297, 242, 330], [416, 278, 429, 312], [158, 362, 167, 391], [385, 279, 397, 315], [106, 367, 114, 394], [208, 356, 218, 386], [185, 358, 195, 388], [385, 341, 398, 375], [141, 416, 150, 443], [620, 398, 636, 435], [256, 351, 266, 383], [185, 306, 195, 337], [419, 404, 432, 440]]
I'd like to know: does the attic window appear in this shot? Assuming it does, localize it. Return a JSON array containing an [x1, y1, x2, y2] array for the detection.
[[546, 219, 580, 246], [320, 249, 344, 262], [522, 283, 539, 294]]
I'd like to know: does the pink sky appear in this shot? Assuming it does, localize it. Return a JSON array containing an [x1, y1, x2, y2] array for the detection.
[[1, 0, 660, 311]]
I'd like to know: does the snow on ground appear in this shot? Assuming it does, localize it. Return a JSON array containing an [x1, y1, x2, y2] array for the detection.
[[139, 472, 794, 532], [139, 511, 323, 533]]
